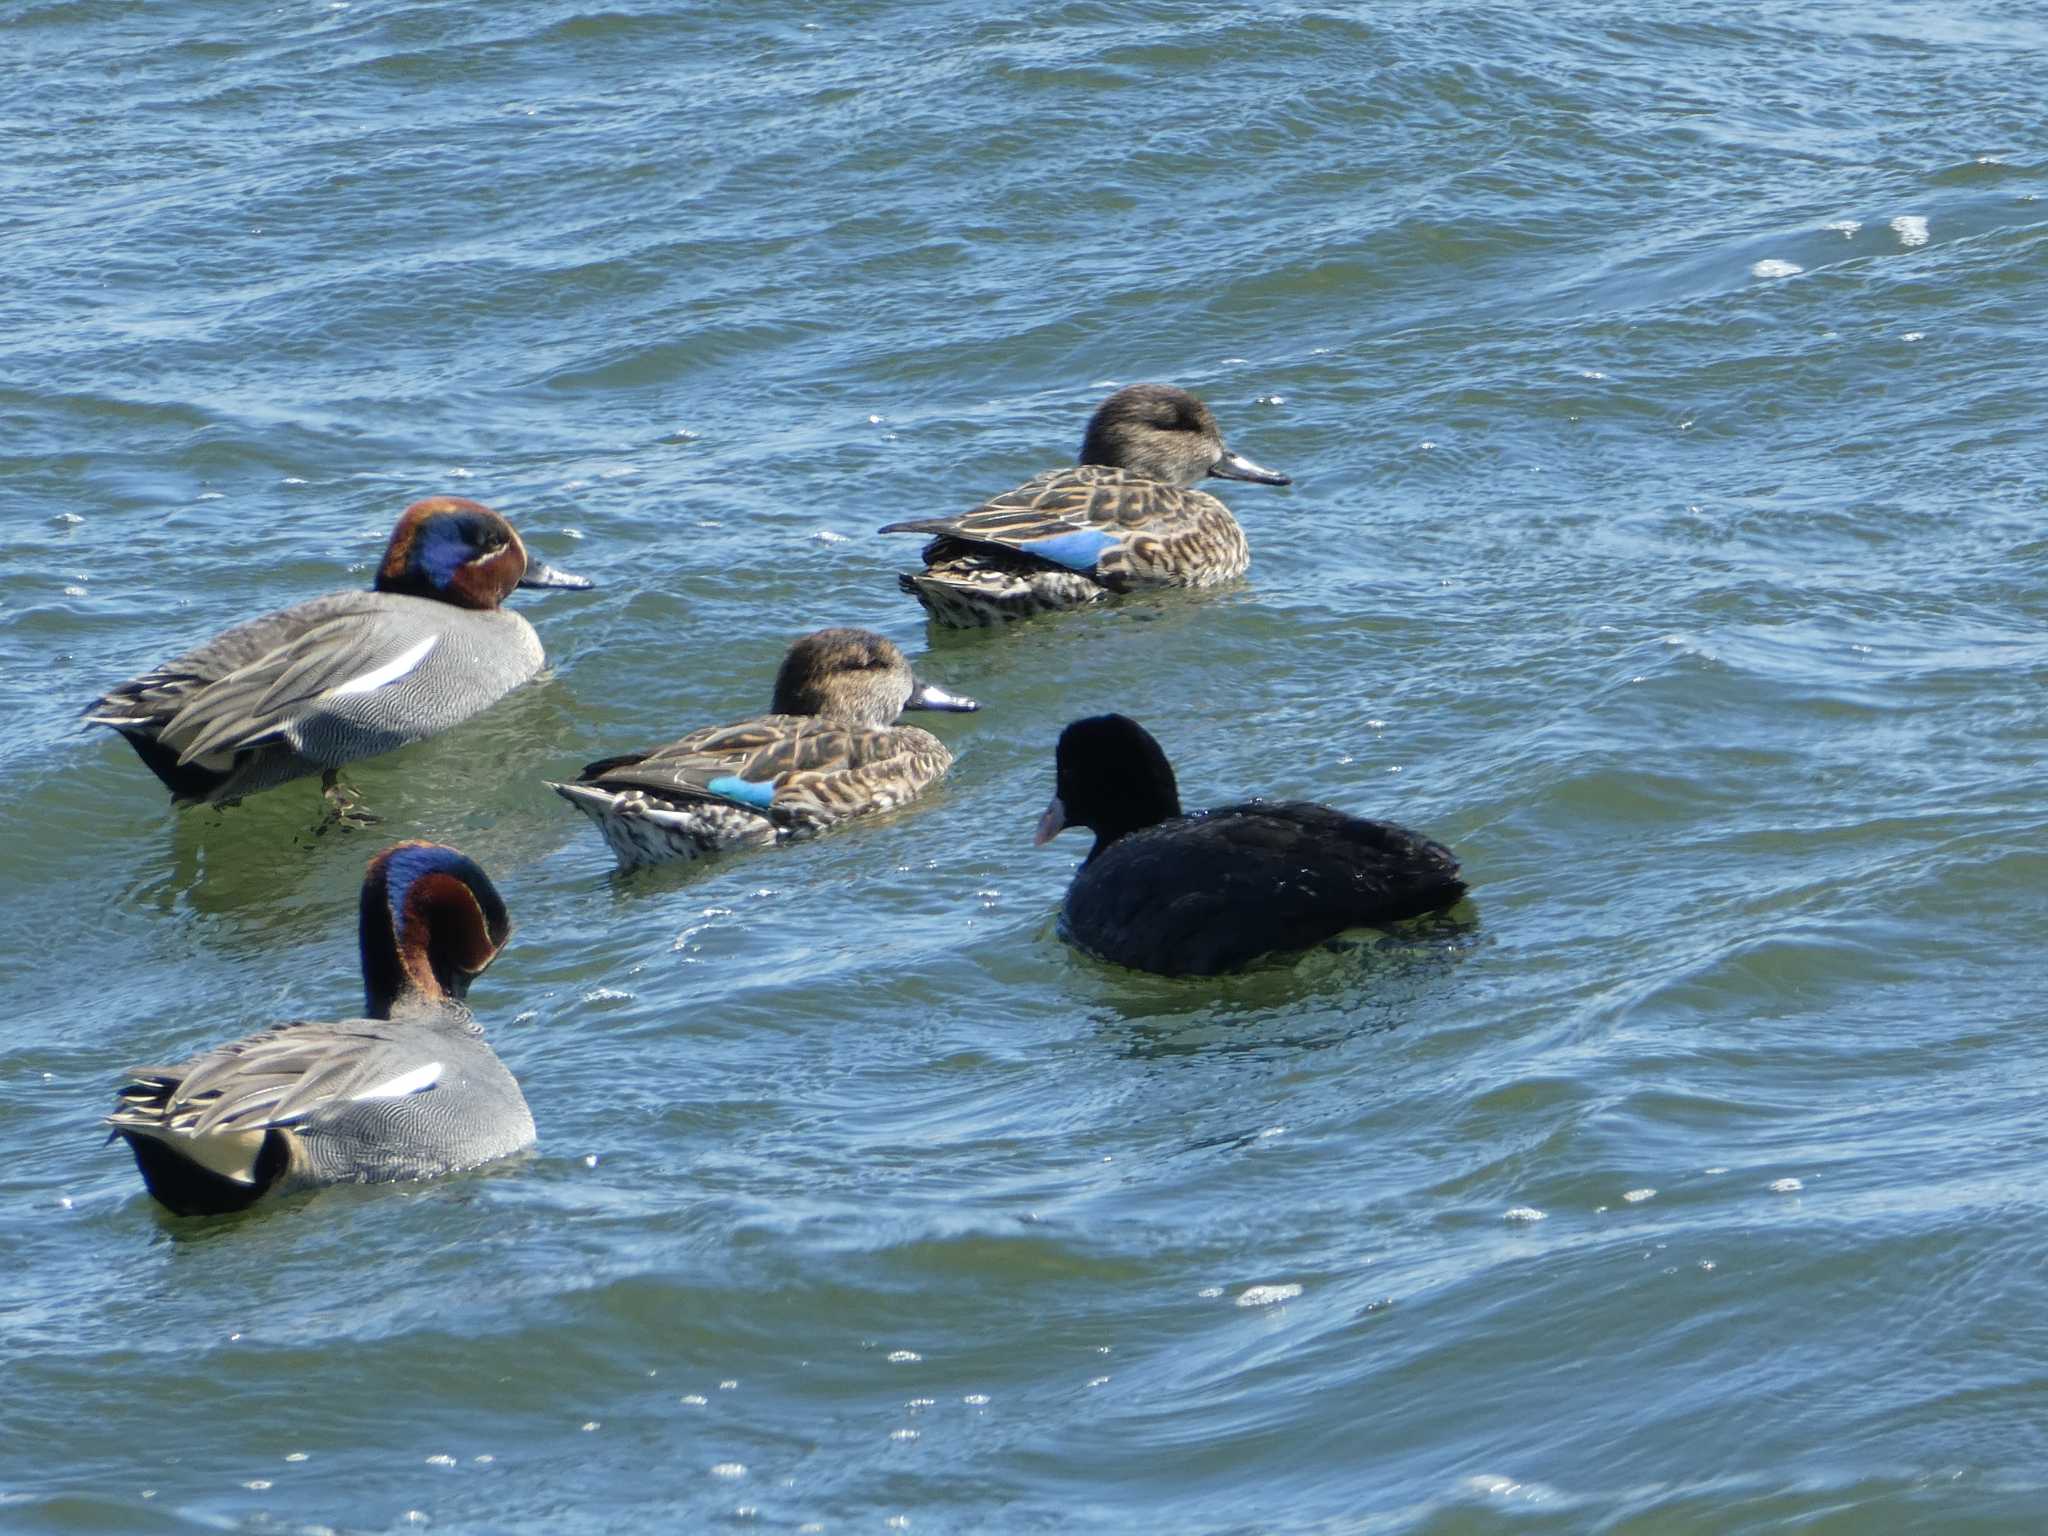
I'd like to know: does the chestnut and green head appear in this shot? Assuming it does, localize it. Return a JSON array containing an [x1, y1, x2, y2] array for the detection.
[[769, 627, 979, 728], [375, 496, 591, 610], [1035, 713, 1183, 862], [1078, 384, 1291, 490], [359, 841, 512, 1017]]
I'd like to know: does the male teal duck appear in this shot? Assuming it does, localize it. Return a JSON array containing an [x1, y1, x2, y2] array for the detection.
[[880, 384, 1290, 627], [86, 496, 590, 812], [551, 627, 979, 867], [1036, 715, 1467, 976], [108, 842, 536, 1215]]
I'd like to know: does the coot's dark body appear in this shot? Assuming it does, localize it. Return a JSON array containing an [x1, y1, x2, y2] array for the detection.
[[1037, 715, 1466, 977], [1062, 800, 1464, 976]]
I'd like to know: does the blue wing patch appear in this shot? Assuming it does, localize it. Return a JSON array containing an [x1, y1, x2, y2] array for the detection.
[[706, 774, 777, 809], [1022, 528, 1122, 574]]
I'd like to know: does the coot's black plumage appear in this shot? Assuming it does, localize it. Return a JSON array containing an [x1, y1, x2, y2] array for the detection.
[[1034, 715, 1467, 976]]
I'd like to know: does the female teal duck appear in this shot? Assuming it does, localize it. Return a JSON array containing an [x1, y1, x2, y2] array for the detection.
[[880, 384, 1290, 627], [551, 627, 979, 867], [1036, 715, 1467, 976], [108, 842, 536, 1215], [87, 496, 590, 812]]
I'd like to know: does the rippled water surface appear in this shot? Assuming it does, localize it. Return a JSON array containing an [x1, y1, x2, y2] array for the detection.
[[4, 1, 2046, 1530]]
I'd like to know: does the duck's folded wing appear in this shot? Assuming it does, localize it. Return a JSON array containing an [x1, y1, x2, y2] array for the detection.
[[579, 717, 856, 814], [85, 593, 379, 732], [769, 726, 953, 824], [879, 467, 1201, 577], [157, 606, 451, 765], [109, 1019, 419, 1141]]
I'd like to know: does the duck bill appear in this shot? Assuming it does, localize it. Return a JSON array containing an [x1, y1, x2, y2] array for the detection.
[[905, 678, 979, 713], [1033, 794, 1067, 846], [518, 556, 594, 591], [1208, 450, 1291, 486]]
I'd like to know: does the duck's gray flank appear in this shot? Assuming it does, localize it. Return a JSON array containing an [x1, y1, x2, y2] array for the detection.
[[108, 841, 535, 1215], [87, 496, 589, 808]]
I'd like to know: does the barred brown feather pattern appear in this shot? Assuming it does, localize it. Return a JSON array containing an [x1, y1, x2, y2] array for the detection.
[[884, 465, 1250, 625]]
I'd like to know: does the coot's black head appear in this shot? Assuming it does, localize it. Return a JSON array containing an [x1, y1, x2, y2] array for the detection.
[[1035, 713, 1182, 862]]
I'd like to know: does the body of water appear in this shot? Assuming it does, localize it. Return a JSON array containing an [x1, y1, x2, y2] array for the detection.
[[2, 2, 2045, 1530]]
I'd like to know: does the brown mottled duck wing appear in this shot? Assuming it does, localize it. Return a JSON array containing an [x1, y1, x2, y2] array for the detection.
[[880, 467, 1243, 589], [580, 716, 854, 807], [581, 716, 954, 828]]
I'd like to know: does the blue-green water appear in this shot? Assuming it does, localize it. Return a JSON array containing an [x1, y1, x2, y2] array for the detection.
[[4, 2, 2046, 1530]]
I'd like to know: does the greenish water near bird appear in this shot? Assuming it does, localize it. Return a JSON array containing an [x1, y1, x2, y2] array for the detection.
[[2, 1, 2045, 1530]]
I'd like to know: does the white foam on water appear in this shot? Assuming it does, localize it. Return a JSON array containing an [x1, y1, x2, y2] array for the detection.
[[580, 1421, 600, 1432], [711, 1463, 747, 1480], [812, 529, 848, 544], [1237, 1283, 1303, 1307], [245, 1480, 273, 1491], [1751, 258, 1802, 278], [719, 1379, 739, 1390], [680, 1394, 707, 1406], [963, 1393, 990, 1405], [63, 585, 86, 598], [1699, 1260, 1717, 1271], [1892, 215, 1930, 246], [886, 1350, 922, 1363], [890, 1428, 919, 1441], [1770, 1177, 1804, 1193], [1824, 219, 1860, 236], [1464, 1472, 1557, 1503], [560, 527, 584, 539], [1903, 331, 1925, 342], [1088, 1375, 1110, 1387], [284, 1453, 308, 1463], [447, 467, 473, 479], [1623, 1188, 1656, 1203], [1504, 1206, 1546, 1223], [1198, 1286, 1223, 1298]]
